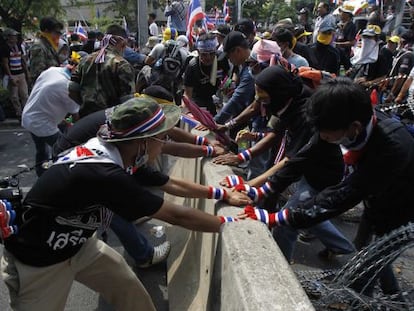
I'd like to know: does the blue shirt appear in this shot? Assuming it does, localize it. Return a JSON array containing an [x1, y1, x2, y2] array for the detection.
[[214, 65, 255, 124]]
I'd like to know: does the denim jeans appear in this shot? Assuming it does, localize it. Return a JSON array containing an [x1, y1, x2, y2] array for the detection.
[[272, 177, 356, 262], [30, 132, 61, 177], [110, 214, 153, 264]]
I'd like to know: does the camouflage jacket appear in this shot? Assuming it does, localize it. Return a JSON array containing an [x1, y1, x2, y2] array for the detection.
[[69, 46, 135, 117], [29, 36, 61, 83]]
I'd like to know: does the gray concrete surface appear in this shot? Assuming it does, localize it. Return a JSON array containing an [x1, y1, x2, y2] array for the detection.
[[1, 119, 413, 310]]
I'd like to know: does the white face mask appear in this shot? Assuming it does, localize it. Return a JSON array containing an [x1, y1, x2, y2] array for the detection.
[[351, 37, 379, 65], [134, 141, 149, 168], [331, 134, 357, 146]]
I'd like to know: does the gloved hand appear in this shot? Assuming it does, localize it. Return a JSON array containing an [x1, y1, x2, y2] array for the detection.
[[234, 184, 262, 202], [234, 182, 274, 203], [242, 205, 289, 228], [0, 199, 18, 240], [220, 175, 244, 188]]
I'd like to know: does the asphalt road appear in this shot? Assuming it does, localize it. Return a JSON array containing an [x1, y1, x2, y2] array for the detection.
[[0, 120, 413, 310], [0, 121, 168, 311]]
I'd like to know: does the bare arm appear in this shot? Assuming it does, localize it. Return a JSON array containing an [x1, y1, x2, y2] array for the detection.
[[184, 85, 193, 101], [160, 176, 252, 206], [248, 157, 289, 187], [152, 201, 222, 232], [395, 76, 413, 103]]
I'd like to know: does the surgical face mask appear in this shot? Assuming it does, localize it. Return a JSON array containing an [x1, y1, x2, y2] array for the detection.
[[330, 133, 357, 147], [134, 141, 149, 168]]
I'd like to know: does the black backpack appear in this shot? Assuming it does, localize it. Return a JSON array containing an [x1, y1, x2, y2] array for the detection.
[[160, 40, 183, 79]]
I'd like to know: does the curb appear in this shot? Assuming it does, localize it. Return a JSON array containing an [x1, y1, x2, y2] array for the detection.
[[0, 119, 22, 129]]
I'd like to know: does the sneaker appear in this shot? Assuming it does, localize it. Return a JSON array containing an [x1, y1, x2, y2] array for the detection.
[[297, 231, 316, 243], [138, 241, 171, 268]]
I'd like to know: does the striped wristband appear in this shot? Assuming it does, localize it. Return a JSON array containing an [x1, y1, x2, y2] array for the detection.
[[202, 145, 215, 157], [258, 182, 274, 198], [237, 149, 252, 162], [208, 186, 227, 200], [195, 135, 209, 145], [225, 175, 244, 187], [255, 132, 267, 141], [219, 216, 238, 224]]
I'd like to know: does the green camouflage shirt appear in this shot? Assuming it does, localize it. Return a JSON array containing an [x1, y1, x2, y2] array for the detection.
[[29, 37, 61, 83], [69, 46, 135, 117]]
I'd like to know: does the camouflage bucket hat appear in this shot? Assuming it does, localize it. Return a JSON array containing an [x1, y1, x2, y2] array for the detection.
[[97, 97, 181, 142]]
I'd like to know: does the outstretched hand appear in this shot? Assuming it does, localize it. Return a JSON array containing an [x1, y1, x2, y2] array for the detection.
[[212, 152, 240, 166], [224, 189, 253, 206]]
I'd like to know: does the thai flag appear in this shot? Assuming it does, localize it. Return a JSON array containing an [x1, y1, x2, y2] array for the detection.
[[122, 16, 129, 35], [186, 0, 206, 45], [204, 15, 215, 30], [223, 0, 230, 21], [76, 22, 88, 40]]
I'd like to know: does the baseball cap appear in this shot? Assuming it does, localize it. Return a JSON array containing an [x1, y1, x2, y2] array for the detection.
[[366, 24, 382, 35], [299, 7, 309, 14], [294, 26, 312, 39], [388, 35, 400, 44], [222, 31, 249, 54], [234, 18, 256, 36], [319, 19, 336, 33], [3, 28, 19, 37], [362, 28, 377, 37], [97, 97, 181, 142], [212, 24, 231, 37]]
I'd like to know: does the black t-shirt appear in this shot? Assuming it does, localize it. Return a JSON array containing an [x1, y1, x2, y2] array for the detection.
[[396, 50, 414, 75], [5, 159, 167, 267], [336, 21, 357, 56], [309, 43, 340, 75], [183, 55, 228, 109]]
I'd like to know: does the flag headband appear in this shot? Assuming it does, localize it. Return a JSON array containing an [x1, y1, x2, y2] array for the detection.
[[109, 107, 166, 138]]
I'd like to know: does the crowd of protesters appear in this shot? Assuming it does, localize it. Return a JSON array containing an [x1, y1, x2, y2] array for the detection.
[[1, 0, 414, 308]]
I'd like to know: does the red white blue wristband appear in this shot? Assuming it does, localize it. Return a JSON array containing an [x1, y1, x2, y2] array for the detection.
[[208, 186, 227, 200], [275, 209, 289, 226], [202, 145, 215, 157], [255, 132, 267, 141], [258, 182, 274, 197], [195, 135, 209, 145], [225, 175, 244, 187], [219, 216, 238, 223], [237, 149, 252, 162]]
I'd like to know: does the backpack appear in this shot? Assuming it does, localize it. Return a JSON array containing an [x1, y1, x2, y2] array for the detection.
[[158, 40, 184, 79]]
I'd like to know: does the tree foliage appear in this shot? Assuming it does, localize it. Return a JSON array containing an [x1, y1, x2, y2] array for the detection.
[[0, 0, 63, 33]]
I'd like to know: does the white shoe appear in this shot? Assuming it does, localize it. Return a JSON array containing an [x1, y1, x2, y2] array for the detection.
[[138, 241, 171, 268]]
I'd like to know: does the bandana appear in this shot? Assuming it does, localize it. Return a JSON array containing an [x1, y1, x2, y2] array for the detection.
[[342, 114, 377, 166], [40, 31, 59, 51], [351, 38, 379, 65], [196, 38, 218, 52], [108, 106, 166, 139], [95, 34, 125, 64]]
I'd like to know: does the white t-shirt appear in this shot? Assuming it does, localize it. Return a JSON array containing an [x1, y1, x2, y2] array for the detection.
[[22, 67, 79, 137], [149, 22, 159, 37]]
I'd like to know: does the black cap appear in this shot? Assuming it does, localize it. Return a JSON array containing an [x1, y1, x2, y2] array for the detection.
[[223, 31, 249, 54], [299, 7, 309, 14], [234, 18, 256, 36]]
